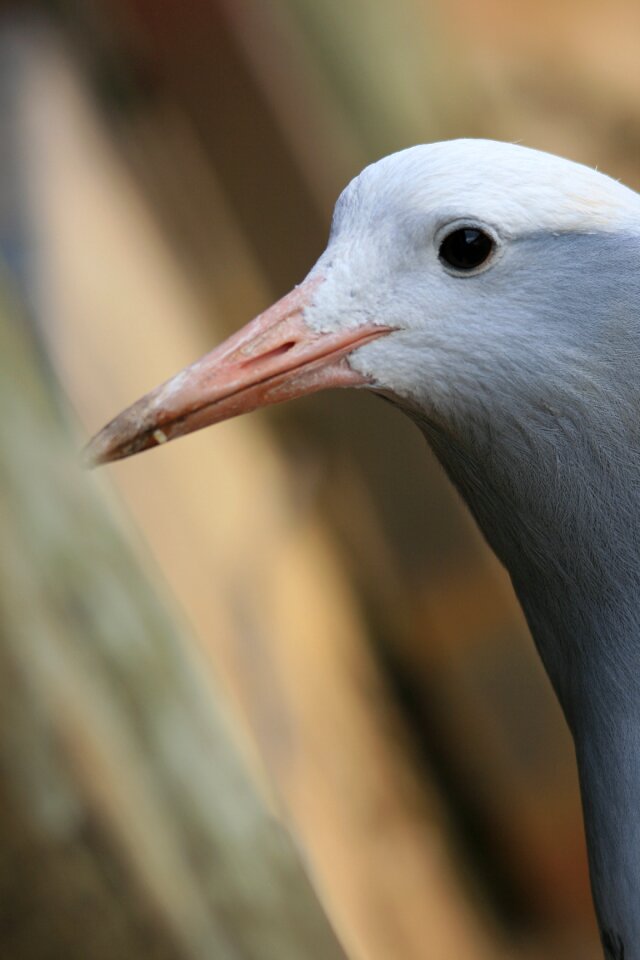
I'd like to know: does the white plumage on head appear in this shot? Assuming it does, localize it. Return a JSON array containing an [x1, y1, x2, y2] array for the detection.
[[334, 139, 640, 238]]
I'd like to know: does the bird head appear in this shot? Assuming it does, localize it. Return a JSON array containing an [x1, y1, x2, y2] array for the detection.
[[86, 139, 640, 478]]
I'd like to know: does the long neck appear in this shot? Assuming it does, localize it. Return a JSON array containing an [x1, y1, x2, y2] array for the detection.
[[418, 415, 640, 959], [575, 695, 640, 958], [521, 584, 640, 960]]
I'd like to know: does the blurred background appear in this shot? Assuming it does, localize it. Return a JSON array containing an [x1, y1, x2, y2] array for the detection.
[[3, 1, 640, 957]]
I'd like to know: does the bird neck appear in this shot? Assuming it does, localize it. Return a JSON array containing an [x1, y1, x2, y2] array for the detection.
[[574, 702, 640, 958], [516, 572, 640, 960], [417, 410, 640, 708], [417, 415, 640, 959]]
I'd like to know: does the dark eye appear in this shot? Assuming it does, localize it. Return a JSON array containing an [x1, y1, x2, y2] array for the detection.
[[439, 227, 495, 272]]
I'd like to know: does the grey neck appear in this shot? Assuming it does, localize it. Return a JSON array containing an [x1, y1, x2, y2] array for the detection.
[[575, 703, 640, 959], [415, 413, 640, 960], [521, 581, 640, 960]]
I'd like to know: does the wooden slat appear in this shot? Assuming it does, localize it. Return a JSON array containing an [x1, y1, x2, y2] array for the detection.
[[0, 275, 350, 959]]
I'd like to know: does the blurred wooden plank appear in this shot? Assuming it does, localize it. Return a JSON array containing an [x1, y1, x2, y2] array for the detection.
[[410, 564, 593, 923], [0, 279, 350, 959]]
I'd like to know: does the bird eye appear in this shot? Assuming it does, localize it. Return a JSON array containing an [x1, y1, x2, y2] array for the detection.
[[439, 226, 495, 272]]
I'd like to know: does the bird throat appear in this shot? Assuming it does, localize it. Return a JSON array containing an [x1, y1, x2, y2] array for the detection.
[[410, 408, 640, 959]]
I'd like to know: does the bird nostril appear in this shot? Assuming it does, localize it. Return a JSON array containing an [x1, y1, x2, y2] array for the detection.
[[240, 340, 298, 368]]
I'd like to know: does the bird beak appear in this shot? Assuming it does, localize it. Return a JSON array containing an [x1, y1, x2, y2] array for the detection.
[[85, 276, 392, 467]]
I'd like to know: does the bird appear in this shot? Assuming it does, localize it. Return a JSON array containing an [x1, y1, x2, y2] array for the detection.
[[86, 139, 640, 960]]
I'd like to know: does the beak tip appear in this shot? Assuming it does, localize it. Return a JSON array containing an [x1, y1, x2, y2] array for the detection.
[[83, 417, 137, 468], [83, 414, 167, 468], [82, 431, 114, 469]]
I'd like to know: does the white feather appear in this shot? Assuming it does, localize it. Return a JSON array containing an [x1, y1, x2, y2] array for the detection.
[[336, 139, 640, 238]]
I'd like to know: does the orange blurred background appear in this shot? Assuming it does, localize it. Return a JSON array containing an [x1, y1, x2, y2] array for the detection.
[[4, 1, 640, 957]]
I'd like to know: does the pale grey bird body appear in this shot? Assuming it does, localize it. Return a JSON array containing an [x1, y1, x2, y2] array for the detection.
[[88, 140, 640, 959]]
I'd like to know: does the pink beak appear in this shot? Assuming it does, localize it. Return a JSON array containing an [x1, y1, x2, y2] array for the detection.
[[85, 277, 393, 467]]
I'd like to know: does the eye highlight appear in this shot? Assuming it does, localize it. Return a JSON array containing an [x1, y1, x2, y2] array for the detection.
[[439, 226, 495, 272]]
